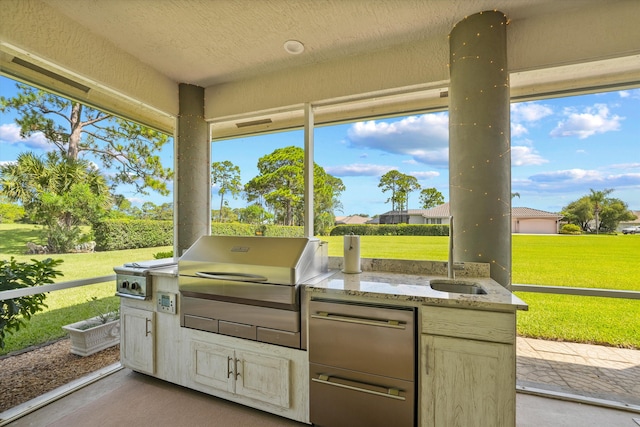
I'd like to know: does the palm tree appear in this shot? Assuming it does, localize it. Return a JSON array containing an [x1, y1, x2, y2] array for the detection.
[[588, 188, 614, 234], [0, 152, 112, 252]]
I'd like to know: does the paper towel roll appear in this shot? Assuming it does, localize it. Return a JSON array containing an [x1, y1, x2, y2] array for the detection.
[[343, 235, 362, 274]]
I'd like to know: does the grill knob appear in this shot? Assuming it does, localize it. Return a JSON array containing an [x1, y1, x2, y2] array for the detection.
[[131, 282, 139, 290], [121, 281, 129, 289]]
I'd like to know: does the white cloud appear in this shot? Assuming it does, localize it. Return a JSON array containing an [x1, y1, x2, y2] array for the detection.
[[511, 146, 548, 167], [511, 102, 553, 122], [550, 104, 623, 139], [0, 123, 50, 150], [511, 123, 528, 137], [410, 171, 440, 180], [325, 163, 396, 177], [530, 168, 602, 183], [347, 113, 449, 166], [610, 162, 640, 170], [618, 89, 640, 99]]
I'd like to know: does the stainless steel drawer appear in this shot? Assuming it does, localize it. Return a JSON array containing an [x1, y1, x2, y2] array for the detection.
[[183, 314, 218, 333], [309, 299, 415, 381], [219, 320, 256, 340], [310, 362, 415, 427], [257, 327, 300, 348]]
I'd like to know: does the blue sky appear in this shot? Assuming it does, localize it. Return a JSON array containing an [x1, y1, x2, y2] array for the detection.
[[2, 74, 639, 216]]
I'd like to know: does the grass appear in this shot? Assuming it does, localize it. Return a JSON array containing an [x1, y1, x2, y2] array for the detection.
[[1, 225, 639, 352], [0, 223, 171, 355]]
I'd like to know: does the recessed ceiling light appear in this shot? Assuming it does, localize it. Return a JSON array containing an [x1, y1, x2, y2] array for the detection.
[[284, 40, 304, 55]]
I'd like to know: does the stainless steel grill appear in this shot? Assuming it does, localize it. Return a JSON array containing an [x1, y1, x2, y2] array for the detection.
[[178, 235, 328, 349]]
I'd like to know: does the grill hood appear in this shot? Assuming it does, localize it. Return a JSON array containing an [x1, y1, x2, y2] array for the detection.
[[179, 235, 328, 286]]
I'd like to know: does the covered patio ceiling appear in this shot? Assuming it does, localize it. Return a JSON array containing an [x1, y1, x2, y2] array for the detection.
[[1, 0, 640, 138]]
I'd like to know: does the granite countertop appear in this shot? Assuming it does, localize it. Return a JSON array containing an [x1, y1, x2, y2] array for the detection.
[[304, 270, 528, 311], [142, 256, 527, 311]]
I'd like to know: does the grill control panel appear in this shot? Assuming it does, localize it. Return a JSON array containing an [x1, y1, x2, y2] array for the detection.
[[157, 292, 177, 314], [116, 273, 149, 300]]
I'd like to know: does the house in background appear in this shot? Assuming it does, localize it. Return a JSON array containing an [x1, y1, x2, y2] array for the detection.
[[334, 215, 371, 225], [617, 210, 640, 232], [378, 203, 562, 234], [511, 207, 562, 234]]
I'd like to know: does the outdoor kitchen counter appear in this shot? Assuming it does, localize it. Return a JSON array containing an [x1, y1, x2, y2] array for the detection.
[[148, 265, 178, 278], [144, 260, 527, 311], [304, 270, 527, 312]]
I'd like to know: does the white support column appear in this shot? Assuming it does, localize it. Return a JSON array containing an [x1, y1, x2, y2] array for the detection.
[[304, 103, 314, 238], [449, 11, 511, 288], [174, 84, 210, 256]]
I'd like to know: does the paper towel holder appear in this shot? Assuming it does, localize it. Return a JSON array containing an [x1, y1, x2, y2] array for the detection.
[[342, 233, 362, 274]]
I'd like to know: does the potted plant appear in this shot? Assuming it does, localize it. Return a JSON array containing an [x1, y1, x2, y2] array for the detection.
[[62, 297, 120, 356]]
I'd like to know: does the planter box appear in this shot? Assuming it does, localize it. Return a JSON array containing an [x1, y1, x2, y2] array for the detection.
[[62, 316, 120, 356]]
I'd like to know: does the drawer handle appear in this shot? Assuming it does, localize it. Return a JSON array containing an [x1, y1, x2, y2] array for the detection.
[[311, 313, 406, 329], [312, 374, 406, 401]]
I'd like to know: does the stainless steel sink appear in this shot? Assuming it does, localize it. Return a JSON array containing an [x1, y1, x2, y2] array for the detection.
[[429, 280, 487, 295]]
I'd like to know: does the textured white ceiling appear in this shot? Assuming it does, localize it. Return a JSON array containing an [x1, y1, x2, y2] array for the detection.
[[42, 0, 603, 87]]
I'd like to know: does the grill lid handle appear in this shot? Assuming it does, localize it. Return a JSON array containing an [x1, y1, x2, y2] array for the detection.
[[195, 272, 268, 282]]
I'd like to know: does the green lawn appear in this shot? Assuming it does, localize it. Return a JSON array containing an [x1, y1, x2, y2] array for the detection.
[[2, 225, 639, 353], [0, 224, 171, 355]]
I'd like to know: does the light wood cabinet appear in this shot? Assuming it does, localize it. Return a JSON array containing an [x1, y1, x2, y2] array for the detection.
[[420, 306, 516, 427], [190, 340, 291, 409], [120, 305, 155, 375]]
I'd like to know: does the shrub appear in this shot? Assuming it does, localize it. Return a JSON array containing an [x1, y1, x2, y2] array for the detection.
[[330, 224, 449, 236], [93, 220, 173, 251], [560, 224, 582, 235], [211, 222, 303, 237], [0, 257, 64, 349]]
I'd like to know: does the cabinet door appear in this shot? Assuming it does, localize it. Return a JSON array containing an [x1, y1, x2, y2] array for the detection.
[[121, 306, 155, 375], [235, 349, 290, 409], [191, 340, 235, 392], [421, 335, 514, 427]]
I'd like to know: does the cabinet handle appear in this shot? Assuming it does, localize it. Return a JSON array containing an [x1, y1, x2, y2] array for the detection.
[[227, 356, 233, 378], [312, 374, 405, 401], [424, 345, 428, 376], [234, 358, 241, 380], [145, 318, 152, 336], [311, 313, 406, 329]]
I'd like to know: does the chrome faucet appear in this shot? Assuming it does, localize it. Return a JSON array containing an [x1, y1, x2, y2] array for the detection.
[[448, 216, 454, 279], [448, 215, 465, 279]]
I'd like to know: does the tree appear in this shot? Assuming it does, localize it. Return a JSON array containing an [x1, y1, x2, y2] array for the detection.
[[598, 197, 636, 232], [562, 188, 635, 233], [419, 188, 444, 209], [211, 161, 242, 222], [211, 205, 238, 223], [0, 83, 173, 196], [238, 203, 273, 225], [244, 146, 344, 231], [562, 196, 593, 231], [0, 198, 25, 223], [0, 152, 112, 252], [378, 170, 421, 212], [589, 188, 614, 234]]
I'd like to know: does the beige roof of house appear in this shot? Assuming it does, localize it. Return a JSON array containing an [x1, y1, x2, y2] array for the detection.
[[511, 207, 562, 218], [381, 203, 561, 219], [335, 215, 370, 225]]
